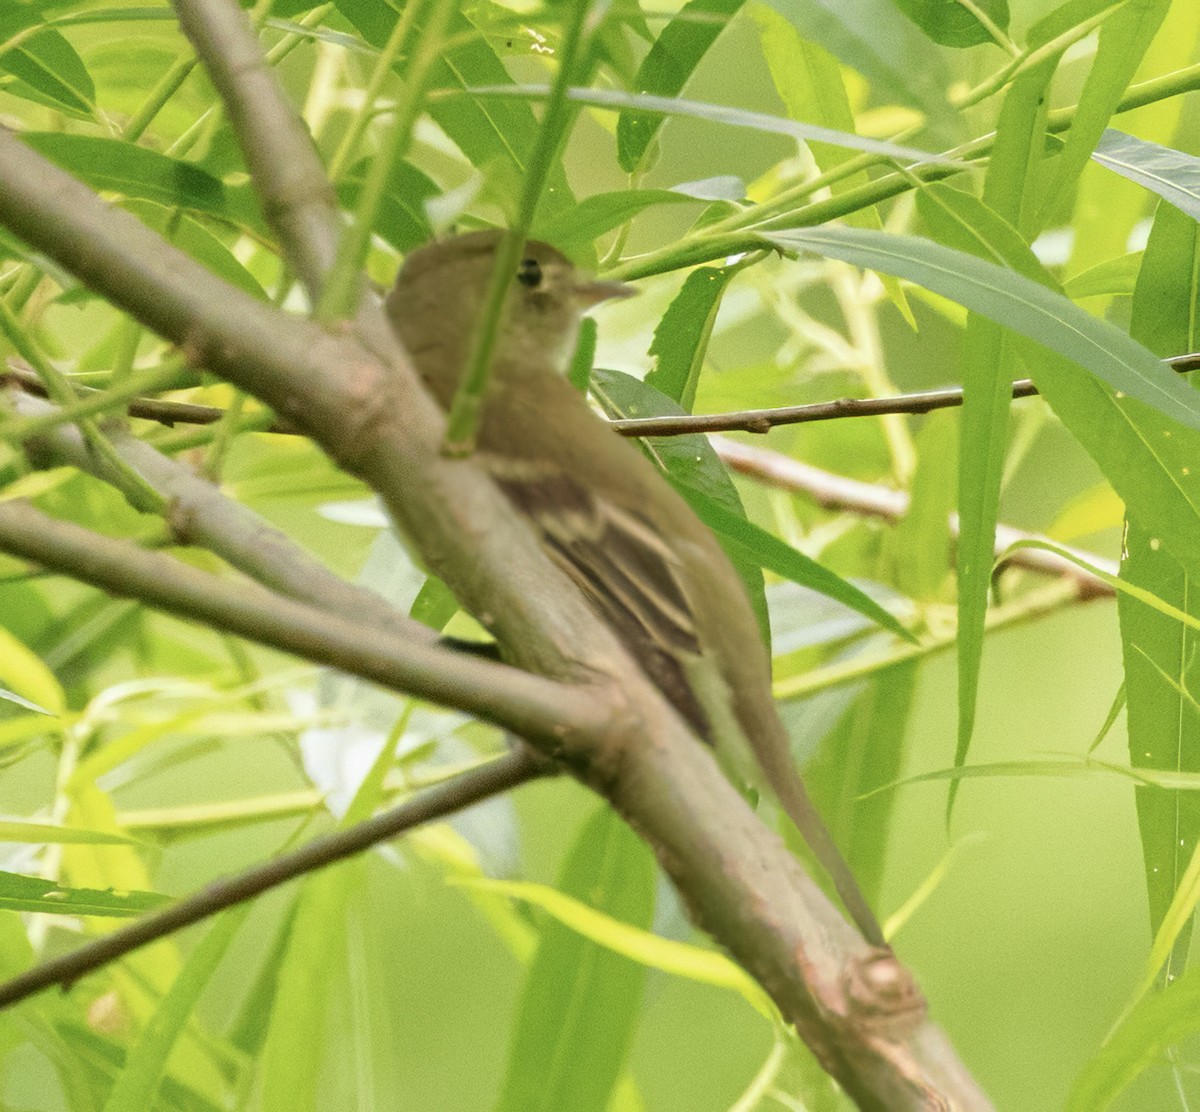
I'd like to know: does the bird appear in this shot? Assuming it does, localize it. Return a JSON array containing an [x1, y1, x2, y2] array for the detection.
[[385, 230, 884, 946]]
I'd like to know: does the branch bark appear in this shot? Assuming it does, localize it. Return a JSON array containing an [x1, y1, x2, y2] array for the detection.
[[0, 747, 549, 1009], [0, 18, 993, 1100]]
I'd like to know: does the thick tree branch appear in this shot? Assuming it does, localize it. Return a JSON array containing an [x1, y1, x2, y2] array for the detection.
[[10, 392, 420, 635], [0, 747, 549, 1009], [0, 128, 627, 685], [0, 97, 991, 1112], [0, 501, 598, 742]]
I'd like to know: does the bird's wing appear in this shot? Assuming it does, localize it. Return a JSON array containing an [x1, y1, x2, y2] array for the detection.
[[488, 458, 711, 739]]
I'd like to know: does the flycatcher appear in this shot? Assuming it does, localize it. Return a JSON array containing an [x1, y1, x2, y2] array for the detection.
[[386, 231, 884, 946]]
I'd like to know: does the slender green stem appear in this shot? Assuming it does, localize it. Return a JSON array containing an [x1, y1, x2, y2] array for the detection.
[[443, 0, 600, 452], [953, 4, 1120, 112], [327, 0, 418, 181], [0, 303, 165, 512], [773, 579, 1083, 703], [0, 364, 190, 447], [955, 0, 1019, 54], [608, 61, 1200, 283], [316, 0, 455, 322], [122, 53, 199, 142]]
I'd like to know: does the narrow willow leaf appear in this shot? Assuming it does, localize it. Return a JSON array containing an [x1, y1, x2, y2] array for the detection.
[[335, 1, 574, 217], [0, 869, 167, 916], [1093, 129, 1200, 222], [124, 200, 267, 300], [645, 264, 738, 409], [0, 626, 64, 716], [1062, 252, 1142, 300], [752, 4, 913, 321], [589, 366, 770, 638], [1039, 0, 1169, 230], [918, 131, 1052, 821], [1067, 962, 1200, 1112], [617, 0, 744, 172], [891, 0, 1009, 47], [495, 808, 655, 1112], [680, 486, 913, 642], [0, 821, 136, 845], [474, 85, 957, 165], [760, 0, 952, 127], [0, 26, 96, 119], [463, 876, 772, 1013], [763, 226, 1200, 435], [806, 662, 918, 904], [102, 907, 249, 1112], [22, 133, 263, 229], [337, 159, 436, 254], [535, 188, 700, 251], [1121, 199, 1200, 985], [887, 409, 957, 602]]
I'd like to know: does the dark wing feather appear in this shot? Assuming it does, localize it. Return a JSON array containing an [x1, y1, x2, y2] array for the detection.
[[490, 460, 712, 741]]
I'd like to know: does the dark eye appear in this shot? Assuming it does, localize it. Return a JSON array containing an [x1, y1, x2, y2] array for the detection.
[[516, 258, 543, 288]]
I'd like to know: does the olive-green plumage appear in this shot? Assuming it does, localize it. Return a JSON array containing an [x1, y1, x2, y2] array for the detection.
[[387, 231, 883, 946]]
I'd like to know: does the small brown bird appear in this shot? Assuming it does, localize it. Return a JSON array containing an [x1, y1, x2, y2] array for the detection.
[[387, 230, 884, 946]]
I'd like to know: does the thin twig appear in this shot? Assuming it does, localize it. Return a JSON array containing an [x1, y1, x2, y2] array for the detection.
[[714, 437, 1118, 597], [15, 353, 1195, 442], [0, 748, 550, 1009], [608, 351, 1200, 437]]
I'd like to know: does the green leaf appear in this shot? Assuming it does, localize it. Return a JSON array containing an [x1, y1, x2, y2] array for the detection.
[[0, 22, 96, 119], [1038, 0, 1170, 230], [0, 820, 136, 845], [1063, 252, 1143, 299], [682, 486, 913, 642], [102, 907, 249, 1112], [591, 367, 911, 642], [1066, 957, 1200, 1111], [0, 869, 168, 916], [645, 264, 739, 409], [917, 159, 1051, 820], [752, 3, 913, 320], [494, 808, 655, 1112], [123, 200, 267, 300], [759, 0, 952, 127], [888, 409, 957, 601], [1120, 199, 1200, 985], [763, 225, 1200, 436], [1092, 129, 1200, 222], [336, 158, 436, 254], [481, 85, 956, 165], [890, 0, 1009, 47], [21, 133, 263, 230], [617, 0, 744, 172], [0, 626, 64, 716], [806, 662, 917, 904], [535, 188, 700, 252], [336, 1, 574, 218]]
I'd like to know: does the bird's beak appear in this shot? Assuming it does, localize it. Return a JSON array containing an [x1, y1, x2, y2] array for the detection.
[[573, 278, 638, 308]]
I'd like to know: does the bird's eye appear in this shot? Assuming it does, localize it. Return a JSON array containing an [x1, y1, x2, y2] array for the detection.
[[516, 258, 543, 288]]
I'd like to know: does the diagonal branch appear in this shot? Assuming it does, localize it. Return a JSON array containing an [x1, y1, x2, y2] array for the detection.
[[0, 747, 549, 1009], [0, 500, 598, 742], [0, 54, 994, 1112], [10, 391, 417, 635]]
